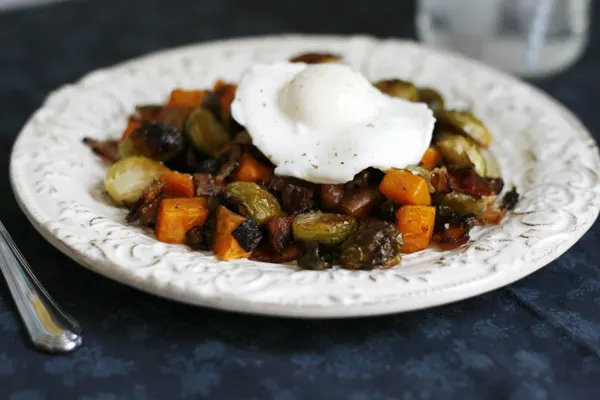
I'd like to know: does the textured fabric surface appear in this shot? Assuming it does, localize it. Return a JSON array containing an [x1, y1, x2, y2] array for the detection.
[[1, 1, 599, 399]]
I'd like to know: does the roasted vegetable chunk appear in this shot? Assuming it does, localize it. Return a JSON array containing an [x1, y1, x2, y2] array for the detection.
[[437, 110, 492, 148], [374, 79, 419, 101], [104, 156, 170, 205], [417, 88, 445, 112], [435, 131, 486, 177], [119, 123, 184, 161], [297, 242, 338, 270], [339, 220, 403, 270], [185, 108, 231, 158], [223, 182, 284, 226], [213, 205, 252, 260], [395, 205, 436, 253], [289, 52, 342, 64], [292, 212, 357, 246], [156, 197, 209, 244], [379, 169, 431, 205]]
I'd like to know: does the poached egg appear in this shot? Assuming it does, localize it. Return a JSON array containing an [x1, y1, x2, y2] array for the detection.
[[231, 62, 435, 184]]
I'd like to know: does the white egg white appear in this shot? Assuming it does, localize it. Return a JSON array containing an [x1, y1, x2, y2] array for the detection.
[[231, 62, 435, 184]]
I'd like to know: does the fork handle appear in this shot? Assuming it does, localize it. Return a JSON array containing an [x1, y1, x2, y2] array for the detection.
[[0, 221, 82, 353]]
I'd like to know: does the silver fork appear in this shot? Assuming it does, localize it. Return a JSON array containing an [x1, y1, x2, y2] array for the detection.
[[0, 220, 82, 353]]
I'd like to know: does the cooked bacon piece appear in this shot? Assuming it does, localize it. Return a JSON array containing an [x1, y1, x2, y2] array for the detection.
[[320, 184, 345, 211], [126, 180, 166, 226], [250, 243, 301, 263], [82, 138, 120, 163], [266, 216, 294, 254], [339, 187, 384, 218], [193, 173, 225, 197], [448, 167, 502, 197], [281, 183, 314, 214], [430, 167, 452, 194]]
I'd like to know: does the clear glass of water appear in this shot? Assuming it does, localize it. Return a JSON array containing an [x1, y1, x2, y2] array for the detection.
[[417, 0, 591, 78]]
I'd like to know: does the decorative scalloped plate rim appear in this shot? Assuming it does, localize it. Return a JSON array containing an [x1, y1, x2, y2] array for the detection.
[[10, 35, 600, 318]]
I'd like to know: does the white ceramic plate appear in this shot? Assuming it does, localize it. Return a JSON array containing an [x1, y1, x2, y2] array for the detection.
[[10, 35, 600, 318]]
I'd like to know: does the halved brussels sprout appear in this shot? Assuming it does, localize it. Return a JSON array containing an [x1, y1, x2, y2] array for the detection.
[[435, 192, 496, 216], [104, 156, 170, 205], [373, 79, 419, 101], [118, 123, 184, 161], [438, 110, 492, 148], [292, 212, 357, 246], [417, 88, 445, 112], [339, 220, 403, 270], [223, 182, 284, 226], [435, 131, 486, 177], [289, 53, 342, 64], [184, 108, 231, 158]]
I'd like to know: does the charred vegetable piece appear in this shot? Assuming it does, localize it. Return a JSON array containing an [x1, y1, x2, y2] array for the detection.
[[118, 123, 184, 161], [292, 212, 357, 245], [233, 152, 273, 184], [501, 187, 519, 210], [438, 110, 492, 148], [345, 168, 385, 190], [126, 180, 166, 226], [232, 219, 263, 252], [213, 205, 252, 260], [223, 182, 284, 226], [374, 79, 419, 101], [420, 146, 442, 170], [104, 156, 170, 205], [155, 197, 209, 244], [376, 199, 399, 222], [83, 138, 120, 163], [395, 205, 436, 253], [184, 108, 231, 158], [379, 168, 431, 205], [193, 173, 225, 197], [289, 52, 342, 64], [160, 171, 194, 198], [320, 184, 345, 211], [417, 88, 445, 112], [435, 192, 496, 216], [339, 187, 384, 218], [266, 216, 294, 254], [433, 205, 460, 233], [339, 220, 403, 270], [435, 131, 486, 177], [297, 242, 337, 270], [250, 243, 301, 263], [281, 183, 314, 214]]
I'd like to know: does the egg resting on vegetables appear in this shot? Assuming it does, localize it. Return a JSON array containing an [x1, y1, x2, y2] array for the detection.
[[231, 62, 435, 184]]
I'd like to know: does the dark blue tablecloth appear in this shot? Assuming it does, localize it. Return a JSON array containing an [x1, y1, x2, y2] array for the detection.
[[1, 1, 599, 399]]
